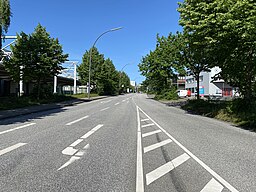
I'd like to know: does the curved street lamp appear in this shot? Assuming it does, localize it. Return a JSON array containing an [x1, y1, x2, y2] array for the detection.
[[119, 63, 131, 93], [88, 27, 123, 99]]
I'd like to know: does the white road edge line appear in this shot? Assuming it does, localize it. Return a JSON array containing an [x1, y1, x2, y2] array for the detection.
[[200, 178, 224, 192], [142, 130, 162, 138], [137, 106, 239, 192], [144, 139, 172, 153], [136, 106, 144, 192], [0, 143, 27, 156], [66, 115, 89, 126], [146, 153, 190, 185], [0, 123, 36, 135], [100, 107, 110, 111]]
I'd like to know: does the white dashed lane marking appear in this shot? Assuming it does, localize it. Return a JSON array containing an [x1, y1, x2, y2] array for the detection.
[[0, 123, 36, 135], [0, 143, 27, 156]]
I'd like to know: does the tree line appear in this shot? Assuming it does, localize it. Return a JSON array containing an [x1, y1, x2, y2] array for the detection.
[[139, 0, 256, 102], [77, 47, 131, 96], [1, 0, 131, 99]]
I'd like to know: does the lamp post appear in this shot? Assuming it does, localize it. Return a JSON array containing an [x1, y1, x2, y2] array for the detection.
[[119, 63, 131, 94], [88, 27, 122, 99]]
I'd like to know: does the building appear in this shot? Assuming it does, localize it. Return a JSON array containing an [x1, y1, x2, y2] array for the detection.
[[185, 67, 233, 97]]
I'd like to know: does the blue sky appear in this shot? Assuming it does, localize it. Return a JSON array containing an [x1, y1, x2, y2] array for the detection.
[[5, 0, 182, 84]]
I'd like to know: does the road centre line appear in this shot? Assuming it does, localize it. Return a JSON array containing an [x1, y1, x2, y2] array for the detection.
[[141, 123, 155, 128], [200, 178, 224, 192], [144, 139, 172, 153], [137, 106, 239, 192], [136, 106, 144, 192], [0, 123, 36, 135], [146, 153, 190, 185], [66, 115, 89, 126], [100, 107, 110, 111], [142, 130, 162, 138], [0, 143, 27, 156]]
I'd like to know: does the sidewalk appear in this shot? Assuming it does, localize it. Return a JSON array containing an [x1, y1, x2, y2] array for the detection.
[[0, 96, 107, 120]]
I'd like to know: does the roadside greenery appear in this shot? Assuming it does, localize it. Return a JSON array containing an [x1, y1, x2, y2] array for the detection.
[[182, 99, 256, 130], [3, 24, 68, 99], [0, 0, 11, 51], [78, 47, 131, 95]]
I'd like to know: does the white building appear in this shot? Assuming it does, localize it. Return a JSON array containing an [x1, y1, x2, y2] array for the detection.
[[185, 67, 234, 97]]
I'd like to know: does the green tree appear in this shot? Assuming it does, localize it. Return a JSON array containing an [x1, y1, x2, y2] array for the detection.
[[138, 33, 186, 94], [178, 0, 256, 101], [78, 48, 121, 95], [0, 0, 11, 51], [119, 71, 130, 94], [4, 24, 68, 99], [78, 47, 105, 93]]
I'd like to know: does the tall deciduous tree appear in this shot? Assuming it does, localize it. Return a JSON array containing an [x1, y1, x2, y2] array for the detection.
[[4, 24, 68, 99], [138, 33, 186, 94], [178, 0, 256, 101], [0, 0, 12, 54], [78, 47, 121, 95]]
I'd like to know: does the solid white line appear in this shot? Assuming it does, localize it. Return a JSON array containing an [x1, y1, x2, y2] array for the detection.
[[115, 102, 120, 105], [81, 124, 104, 139], [200, 178, 224, 192], [66, 115, 89, 126], [101, 100, 112, 103], [58, 156, 80, 171], [141, 119, 149, 122], [70, 139, 83, 147], [138, 106, 239, 192], [0, 123, 35, 135], [100, 107, 110, 111], [144, 139, 172, 153], [146, 153, 190, 185], [0, 143, 27, 156], [136, 106, 144, 192], [141, 123, 154, 128], [142, 130, 162, 138]]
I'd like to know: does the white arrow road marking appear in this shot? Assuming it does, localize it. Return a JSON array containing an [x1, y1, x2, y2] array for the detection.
[[62, 147, 78, 156], [81, 124, 103, 139], [0, 143, 27, 156], [58, 156, 81, 171], [146, 153, 190, 185], [200, 178, 224, 192], [0, 123, 35, 135], [66, 115, 89, 126], [58, 125, 103, 171]]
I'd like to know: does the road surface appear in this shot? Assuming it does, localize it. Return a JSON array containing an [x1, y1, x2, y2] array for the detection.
[[0, 94, 255, 191]]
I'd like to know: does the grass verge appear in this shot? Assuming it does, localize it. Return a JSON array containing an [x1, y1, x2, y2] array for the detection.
[[181, 99, 256, 130], [0, 93, 99, 111]]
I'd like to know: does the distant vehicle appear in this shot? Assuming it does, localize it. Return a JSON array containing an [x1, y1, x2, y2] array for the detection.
[[177, 90, 190, 97]]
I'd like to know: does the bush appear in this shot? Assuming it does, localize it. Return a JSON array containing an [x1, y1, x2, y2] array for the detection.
[[154, 88, 179, 100]]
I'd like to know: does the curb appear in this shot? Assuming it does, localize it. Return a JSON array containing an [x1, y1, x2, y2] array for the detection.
[[0, 96, 108, 120]]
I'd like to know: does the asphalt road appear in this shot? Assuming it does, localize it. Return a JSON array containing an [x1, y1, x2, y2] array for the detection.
[[0, 93, 255, 192]]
